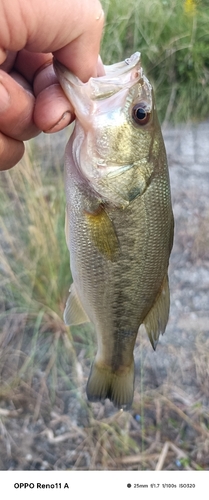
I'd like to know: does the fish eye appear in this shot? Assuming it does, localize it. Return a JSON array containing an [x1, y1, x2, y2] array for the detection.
[[132, 102, 151, 125]]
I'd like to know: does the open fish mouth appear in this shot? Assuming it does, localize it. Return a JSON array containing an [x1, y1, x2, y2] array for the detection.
[[54, 51, 152, 103]]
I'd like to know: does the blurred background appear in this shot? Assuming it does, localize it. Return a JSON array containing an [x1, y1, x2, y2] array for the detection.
[[0, 0, 209, 471]]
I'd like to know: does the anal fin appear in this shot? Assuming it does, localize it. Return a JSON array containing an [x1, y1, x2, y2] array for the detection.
[[64, 283, 90, 326], [143, 274, 170, 350]]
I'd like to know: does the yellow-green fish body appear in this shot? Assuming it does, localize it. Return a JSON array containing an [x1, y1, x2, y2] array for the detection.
[[54, 53, 174, 409]]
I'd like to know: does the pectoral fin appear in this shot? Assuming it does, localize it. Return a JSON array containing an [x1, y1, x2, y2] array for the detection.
[[143, 274, 170, 350], [64, 283, 90, 326], [84, 204, 119, 261]]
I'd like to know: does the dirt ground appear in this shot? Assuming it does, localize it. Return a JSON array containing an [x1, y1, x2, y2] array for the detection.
[[0, 121, 209, 471]]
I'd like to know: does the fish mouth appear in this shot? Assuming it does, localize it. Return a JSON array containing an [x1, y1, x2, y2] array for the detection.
[[53, 52, 143, 101], [54, 52, 141, 80], [104, 52, 141, 78]]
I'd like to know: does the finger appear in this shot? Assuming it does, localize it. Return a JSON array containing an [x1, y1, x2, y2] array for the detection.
[[34, 83, 74, 132], [33, 55, 105, 132], [1, 53, 75, 134], [16, 58, 74, 132], [0, 51, 17, 72], [0, 0, 104, 82], [14, 50, 53, 84], [33, 63, 58, 96], [0, 70, 40, 140], [0, 132, 24, 170], [53, 9, 104, 81]]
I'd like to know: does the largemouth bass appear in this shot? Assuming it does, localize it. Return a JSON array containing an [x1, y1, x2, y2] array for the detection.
[[54, 52, 174, 410]]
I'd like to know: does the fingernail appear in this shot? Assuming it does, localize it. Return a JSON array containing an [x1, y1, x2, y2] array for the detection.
[[45, 111, 72, 133], [0, 82, 10, 112]]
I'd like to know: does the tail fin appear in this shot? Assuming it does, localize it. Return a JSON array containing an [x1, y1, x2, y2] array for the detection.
[[86, 361, 135, 410]]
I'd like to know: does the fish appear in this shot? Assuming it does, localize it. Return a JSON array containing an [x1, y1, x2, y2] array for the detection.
[[54, 52, 174, 410]]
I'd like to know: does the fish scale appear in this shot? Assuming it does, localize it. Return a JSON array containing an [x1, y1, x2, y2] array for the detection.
[[54, 52, 174, 409]]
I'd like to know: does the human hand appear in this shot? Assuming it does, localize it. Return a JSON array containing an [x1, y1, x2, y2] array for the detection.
[[0, 0, 104, 170]]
